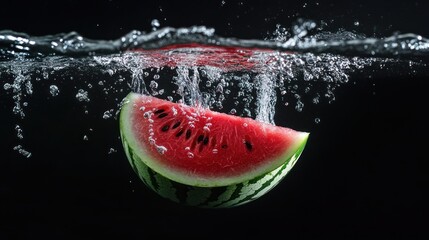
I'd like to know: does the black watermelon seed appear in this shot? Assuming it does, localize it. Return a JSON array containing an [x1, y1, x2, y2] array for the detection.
[[172, 121, 181, 129], [154, 109, 165, 114], [186, 129, 192, 140], [244, 141, 253, 151], [197, 135, 204, 143], [161, 125, 169, 132], [176, 129, 184, 137], [158, 113, 168, 118], [203, 137, 209, 145]]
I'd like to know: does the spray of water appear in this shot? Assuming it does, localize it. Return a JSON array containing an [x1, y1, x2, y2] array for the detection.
[[1, 20, 428, 157]]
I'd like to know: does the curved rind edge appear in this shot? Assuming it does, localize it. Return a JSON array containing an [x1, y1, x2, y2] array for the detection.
[[121, 134, 306, 208]]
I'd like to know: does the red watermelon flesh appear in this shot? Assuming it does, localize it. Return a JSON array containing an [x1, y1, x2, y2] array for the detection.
[[120, 92, 309, 187], [130, 43, 289, 72]]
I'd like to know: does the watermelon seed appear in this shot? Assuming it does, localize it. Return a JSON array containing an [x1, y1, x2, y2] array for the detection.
[[161, 125, 170, 132], [172, 121, 181, 129], [203, 137, 209, 145], [175, 129, 184, 137], [197, 135, 204, 143], [186, 129, 192, 140], [158, 113, 168, 118], [221, 144, 228, 149], [154, 109, 165, 114], [244, 141, 253, 151]]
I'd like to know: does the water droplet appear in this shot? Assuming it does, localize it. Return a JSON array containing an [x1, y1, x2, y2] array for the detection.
[[13, 145, 32, 158], [212, 149, 218, 154], [83, 135, 88, 141], [108, 148, 117, 154], [49, 85, 59, 96], [171, 107, 178, 116], [76, 89, 90, 102], [156, 145, 167, 155], [203, 126, 210, 132], [4, 83, 12, 90], [187, 152, 194, 158], [315, 118, 321, 124], [15, 125, 23, 139], [149, 137, 156, 145], [151, 19, 160, 31], [102, 110, 113, 119], [295, 100, 304, 112]]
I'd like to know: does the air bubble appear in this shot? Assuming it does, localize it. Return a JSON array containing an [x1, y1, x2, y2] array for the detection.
[[76, 89, 90, 102], [151, 19, 160, 31], [49, 85, 59, 96], [15, 125, 23, 139], [295, 100, 304, 112], [171, 107, 178, 116], [156, 145, 167, 154], [315, 118, 321, 124], [108, 148, 117, 154], [13, 145, 32, 158], [102, 110, 113, 119]]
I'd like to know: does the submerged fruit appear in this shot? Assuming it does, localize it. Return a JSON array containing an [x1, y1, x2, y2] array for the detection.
[[119, 92, 309, 208]]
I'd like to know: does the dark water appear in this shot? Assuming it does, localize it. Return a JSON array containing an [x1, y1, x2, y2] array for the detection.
[[1, 1, 429, 239]]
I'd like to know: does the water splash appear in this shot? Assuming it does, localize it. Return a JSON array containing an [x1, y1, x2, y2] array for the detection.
[[1, 21, 429, 59], [1, 22, 428, 157]]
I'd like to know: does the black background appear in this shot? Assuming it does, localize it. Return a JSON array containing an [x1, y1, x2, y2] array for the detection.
[[1, 0, 428, 239]]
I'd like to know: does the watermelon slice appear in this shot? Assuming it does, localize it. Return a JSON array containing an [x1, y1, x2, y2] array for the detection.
[[119, 92, 309, 207]]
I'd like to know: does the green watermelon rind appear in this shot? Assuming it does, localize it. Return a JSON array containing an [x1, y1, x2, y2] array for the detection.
[[121, 127, 307, 208], [119, 92, 309, 204]]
